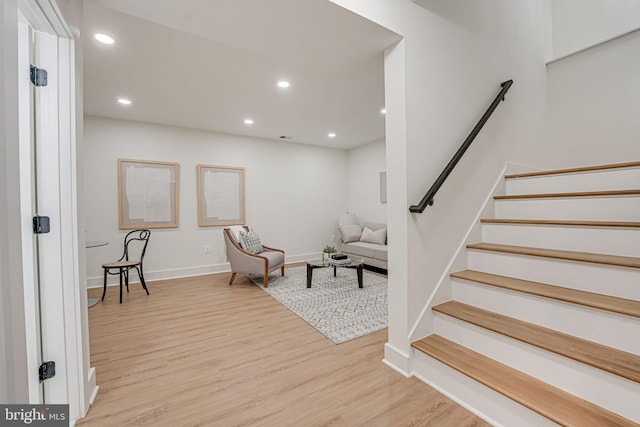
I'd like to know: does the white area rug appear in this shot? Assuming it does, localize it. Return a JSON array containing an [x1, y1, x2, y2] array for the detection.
[[249, 266, 388, 344]]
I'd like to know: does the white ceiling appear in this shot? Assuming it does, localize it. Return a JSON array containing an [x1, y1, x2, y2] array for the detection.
[[82, 0, 401, 149]]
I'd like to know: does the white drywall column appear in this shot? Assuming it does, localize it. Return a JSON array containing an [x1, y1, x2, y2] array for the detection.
[[383, 39, 411, 372]]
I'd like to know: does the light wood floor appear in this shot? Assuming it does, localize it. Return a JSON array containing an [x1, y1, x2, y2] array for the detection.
[[79, 267, 490, 427]]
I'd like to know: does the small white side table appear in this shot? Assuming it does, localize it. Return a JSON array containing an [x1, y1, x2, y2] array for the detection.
[[86, 241, 109, 307]]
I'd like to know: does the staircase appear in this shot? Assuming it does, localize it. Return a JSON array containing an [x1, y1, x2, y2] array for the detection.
[[411, 162, 640, 426]]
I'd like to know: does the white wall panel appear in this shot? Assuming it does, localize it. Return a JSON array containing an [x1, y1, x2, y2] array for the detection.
[[83, 116, 348, 286], [346, 139, 387, 224]]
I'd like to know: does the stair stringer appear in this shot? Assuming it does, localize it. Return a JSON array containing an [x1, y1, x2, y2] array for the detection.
[[407, 163, 509, 343]]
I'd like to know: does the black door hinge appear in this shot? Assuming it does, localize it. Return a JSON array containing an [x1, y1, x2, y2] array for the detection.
[[33, 216, 50, 234], [39, 361, 56, 382], [30, 65, 48, 87]]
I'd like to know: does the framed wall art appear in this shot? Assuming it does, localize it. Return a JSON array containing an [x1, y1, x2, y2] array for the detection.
[[197, 164, 246, 227], [380, 171, 387, 204], [118, 159, 179, 229]]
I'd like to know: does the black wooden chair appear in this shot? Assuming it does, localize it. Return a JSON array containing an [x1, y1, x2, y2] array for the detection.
[[102, 229, 151, 303]]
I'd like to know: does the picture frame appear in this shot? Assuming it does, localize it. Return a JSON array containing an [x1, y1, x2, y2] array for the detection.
[[118, 159, 179, 229], [380, 171, 387, 204], [197, 164, 246, 227]]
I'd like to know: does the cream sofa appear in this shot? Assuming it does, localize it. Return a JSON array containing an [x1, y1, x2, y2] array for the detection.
[[337, 222, 387, 270]]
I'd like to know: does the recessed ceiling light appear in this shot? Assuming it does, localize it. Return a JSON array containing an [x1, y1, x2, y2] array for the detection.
[[277, 80, 290, 88], [380, 108, 386, 114], [117, 98, 132, 105], [94, 33, 115, 45], [328, 133, 336, 138], [244, 119, 254, 125]]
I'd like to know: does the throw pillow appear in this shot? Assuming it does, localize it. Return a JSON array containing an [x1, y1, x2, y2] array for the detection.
[[339, 224, 362, 244], [239, 230, 264, 254], [360, 226, 387, 245]]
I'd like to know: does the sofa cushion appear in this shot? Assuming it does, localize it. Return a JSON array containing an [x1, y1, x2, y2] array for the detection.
[[342, 241, 389, 261], [362, 222, 387, 244], [360, 226, 387, 245], [363, 222, 386, 232], [339, 224, 362, 243], [372, 246, 388, 261]]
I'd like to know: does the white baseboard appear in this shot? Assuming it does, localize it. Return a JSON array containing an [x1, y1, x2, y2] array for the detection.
[[382, 342, 411, 377], [87, 252, 322, 288], [87, 367, 98, 406]]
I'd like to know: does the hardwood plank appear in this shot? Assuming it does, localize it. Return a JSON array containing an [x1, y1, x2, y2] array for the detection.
[[433, 301, 640, 383], [412, 335, 638, 427], [77, 267, 488, 426], [494, 189, 640, 199], [480, 218, 640, 227], [466, 242, 640, 269], [505, 161, 640, 179], [451, 269, 640, 318]]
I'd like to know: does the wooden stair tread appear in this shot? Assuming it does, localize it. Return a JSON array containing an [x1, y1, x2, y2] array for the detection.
[[495, 189, 640, 200], [505, 161, 640, 179], [480, 218, 640, 227], [466, 242, 640, 269], [412, 335, 638, 427], [432, 301, 640, 383], [451, 269, 640, 318]]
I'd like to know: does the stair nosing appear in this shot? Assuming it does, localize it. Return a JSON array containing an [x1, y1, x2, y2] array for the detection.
[[494, 189, 640, 200], [504, 161, 640, 179], [412, 335, 638, 427], [480, 218, 640, 228], [432, 300, 640, 383], [450, 269, 640, 318], [466, 242, 640, 269]]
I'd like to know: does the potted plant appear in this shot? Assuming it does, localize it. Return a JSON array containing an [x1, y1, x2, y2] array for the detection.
[[322, 245, 337, 261]]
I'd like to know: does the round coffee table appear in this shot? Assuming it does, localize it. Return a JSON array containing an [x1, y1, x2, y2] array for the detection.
[[305, 257, 365, 288]]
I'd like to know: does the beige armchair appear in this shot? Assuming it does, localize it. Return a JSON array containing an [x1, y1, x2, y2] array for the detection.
[[223, 226, 285, 287]]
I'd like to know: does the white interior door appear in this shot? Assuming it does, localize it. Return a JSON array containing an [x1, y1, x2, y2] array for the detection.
[[32, 28, 70, 405], [17, 16, 44, 404]]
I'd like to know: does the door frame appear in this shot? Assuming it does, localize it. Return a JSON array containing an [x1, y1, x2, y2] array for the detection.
[[17, 0, 92, 421]]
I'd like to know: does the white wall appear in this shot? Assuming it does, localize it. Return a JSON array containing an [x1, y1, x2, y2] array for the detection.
[[546, 29, 640, 167], [330, 0, 639, 372], [83, 116, 348, 286], [0, 0, 30, 403], [346, 139, 387, 223], [550, 0, 640, 60], [330, 0, 551, 360]]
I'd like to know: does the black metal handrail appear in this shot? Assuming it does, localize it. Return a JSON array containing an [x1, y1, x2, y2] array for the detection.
[[409, 79, 513, 213]]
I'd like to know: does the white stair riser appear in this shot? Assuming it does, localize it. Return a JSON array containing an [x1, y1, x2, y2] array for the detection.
[[506, 168, 640, 195], [482, 224, 640, 257], [467, 250, 640, 300], [433, 315, 640, 423], [452, 279, 640, 354], [411, 351, 559, 427], [495, 196, 640, 221]]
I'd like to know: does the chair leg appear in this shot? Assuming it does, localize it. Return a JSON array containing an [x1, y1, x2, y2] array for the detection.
[[102, 268, 108, 300], [119, 268, 123, 304], [125, 269, 129, 292], [281, 265, 285, 276], [264, 274, 269, 288], [228, 272, 236, 286], [138, 267, 150, 295]]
